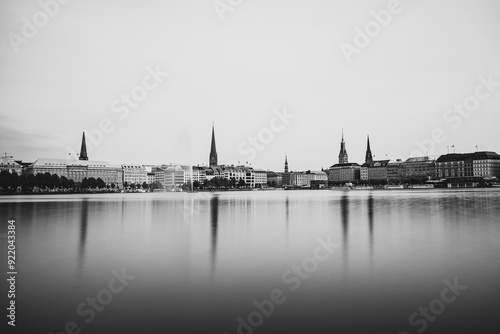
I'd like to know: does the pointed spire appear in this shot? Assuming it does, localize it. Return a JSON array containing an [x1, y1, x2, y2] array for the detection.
[[338, 129, 348, 164], [79, 130, 88, 161], [209, 123, 218, 166], [284, 155, 289, 173], [365, 135, 373, 164]]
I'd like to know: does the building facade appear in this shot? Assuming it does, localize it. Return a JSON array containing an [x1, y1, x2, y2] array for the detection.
[[122, 164, 147, 185], [0, 154, 22, 174], [328, 163, 361, 183], [401, 157, 436, 180], [27, 158, 122, 186], [436, 152, 500, 179]]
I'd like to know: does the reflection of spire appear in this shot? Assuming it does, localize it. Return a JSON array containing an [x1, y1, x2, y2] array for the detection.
[[285, 196, 290, 237], [210, 195, 219, 276], [341, 193, 349, 255], [368, 194, 374, 256], [77, 199, 89, 281]]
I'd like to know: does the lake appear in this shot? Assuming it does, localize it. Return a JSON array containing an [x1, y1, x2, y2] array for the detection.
[[1, 189, 499, 334]]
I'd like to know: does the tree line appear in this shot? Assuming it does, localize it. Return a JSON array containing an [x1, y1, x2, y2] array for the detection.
[[0, 170, 116, 193]]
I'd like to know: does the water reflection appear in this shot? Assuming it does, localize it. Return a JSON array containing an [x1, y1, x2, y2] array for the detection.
[[1, 190, 500, 333], [368, 194, 374, 252], [77, 199, 89, 281], [286, 195, 289, 230], [210, 195, 219, 276], [340, 193, 349, 257]]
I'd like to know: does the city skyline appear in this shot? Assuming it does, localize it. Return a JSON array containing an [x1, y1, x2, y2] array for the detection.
[[1, 0, 500, 171], [1, 124, 499, 171]]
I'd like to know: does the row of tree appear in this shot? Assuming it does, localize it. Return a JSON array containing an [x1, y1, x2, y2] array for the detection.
[[191, 177, 248, 190], [0, 171, 116, 193]]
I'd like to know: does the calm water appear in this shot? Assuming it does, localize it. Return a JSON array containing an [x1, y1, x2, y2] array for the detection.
[[1, 189, 500, 334]]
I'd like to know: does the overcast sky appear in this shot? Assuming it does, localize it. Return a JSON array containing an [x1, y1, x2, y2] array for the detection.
[[1, 0, 499, 171]]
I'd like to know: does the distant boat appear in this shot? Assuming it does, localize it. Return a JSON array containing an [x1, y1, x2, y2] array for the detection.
[[385, 185, 404, 190], [352, 185, 374, 190], [408, 184, 434, 189]]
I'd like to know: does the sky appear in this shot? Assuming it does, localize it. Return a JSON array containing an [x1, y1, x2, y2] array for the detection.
[[1, 0, 499, 171]]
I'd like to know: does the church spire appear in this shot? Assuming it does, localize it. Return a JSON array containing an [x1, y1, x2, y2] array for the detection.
[[209, 122, 218, 166], [284, 155, 289, 173], [338, 129, 348, 164], [365, 135, 373, 164], [79, 130, 88, 161]]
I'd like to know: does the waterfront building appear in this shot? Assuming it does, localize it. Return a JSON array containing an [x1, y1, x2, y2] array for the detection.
[[366, 160, 390, 181], [0, 154, 22, 174], [306, 170, 328, 183], [436, 151, 500, 179], [27, 133, 122, 186], [287, 170, 328, 187], [154, 167, 166, 185], [182, 165, 207, 184], [328, 163, 361, 183], [122, 164, 147, 185], [164, 164, 185, 189], [267, 171, 283, 186], [27, 158, 122, 186], [254, 169, 268, 186], [360, 137, 389, 182], [401, 157, 436, 180], [146, 171, 155, 184], [288, 172, 309, 187], [387, 159, 404, 182], [360, 166, 368, 181], [328, 132, 360, 183]]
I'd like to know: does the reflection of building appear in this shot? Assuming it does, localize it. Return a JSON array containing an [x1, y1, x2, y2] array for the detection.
[[436, 152, 500, 179], [122, 164, 147, 185], [0, 154, 22, 174]]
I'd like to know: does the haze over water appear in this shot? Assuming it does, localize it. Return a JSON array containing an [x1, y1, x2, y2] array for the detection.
[[1, 189, 499, 333]]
